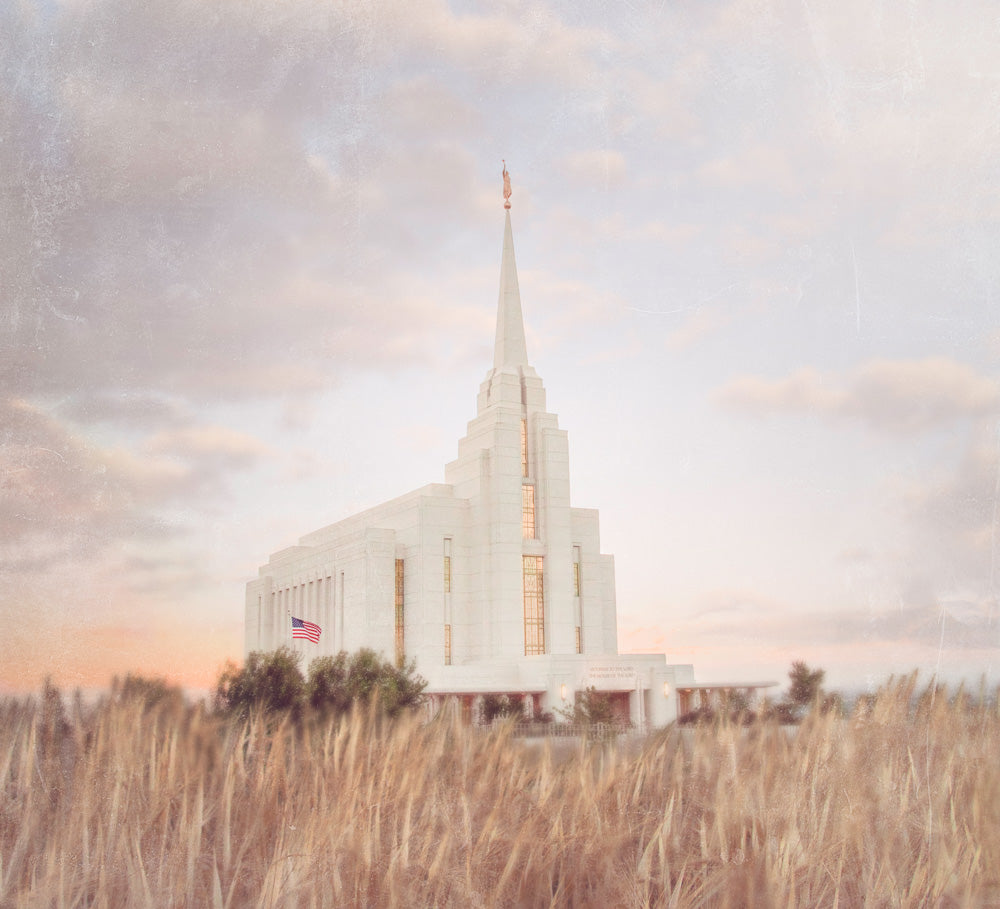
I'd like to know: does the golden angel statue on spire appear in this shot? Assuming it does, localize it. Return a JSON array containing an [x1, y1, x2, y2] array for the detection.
[[502, 160, 512, 210]]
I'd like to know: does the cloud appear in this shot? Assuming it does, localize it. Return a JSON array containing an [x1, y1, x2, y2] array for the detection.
[[376, 76, 482, 142], [622, 62, 703, 140], [610, 0, 1000, 271], [562, 150, 628, 188], [661, 417, 1000, 659], [2, 0, 342, 404], [543, 209, 704, 253], [696, 144, 799, 195], [56, 393, 191, 428], [0, 398, 270, 570], [666, 589, 997, 653], [898, 424, 1000, 604], [2, 0, 615, 420], [716, 367, 840, 416], [844, 360, 1000, 431], [381, 0, 613, 88], [7, 0, 994, 425], [666, 309, 733, 351], [521, 271, 628, 347], [717, 358, 1000, 433], [0, 398, 188, 551], [145, 425, 273, 467]]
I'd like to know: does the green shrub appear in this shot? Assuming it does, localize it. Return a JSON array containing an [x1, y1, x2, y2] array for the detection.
[[306, 652, 351, 716], [215, 647, 427, 721], [112, 673, 185, 713], [214, 647, 305, 719], [308, 649, 426, 719], [558, 686, 619, 726], [481, 693, 524, 724]]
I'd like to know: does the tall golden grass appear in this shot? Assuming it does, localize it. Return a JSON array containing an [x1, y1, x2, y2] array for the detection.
[[1, 674, 998, 907]]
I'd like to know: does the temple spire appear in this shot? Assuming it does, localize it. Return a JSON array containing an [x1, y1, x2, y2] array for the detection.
[[493, 163, 529, 370]]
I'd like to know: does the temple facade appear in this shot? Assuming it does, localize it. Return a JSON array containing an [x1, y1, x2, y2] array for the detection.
[[245, 189, 698, 727]]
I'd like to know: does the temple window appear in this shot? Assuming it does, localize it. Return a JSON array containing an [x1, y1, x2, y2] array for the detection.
[[523, 556, 545, 655], [521, 418, 528, 477], [522, 484, 536, 539], [394, 559, 405, 663]]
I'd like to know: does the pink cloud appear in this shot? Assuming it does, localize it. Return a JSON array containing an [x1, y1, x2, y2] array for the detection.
[[716, 358, 999, 433]]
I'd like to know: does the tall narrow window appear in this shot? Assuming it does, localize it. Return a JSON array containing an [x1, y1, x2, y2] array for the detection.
[[338, 571, 345, 647], [394, 559, 405, 664], [443, 539, 452, 665], [523, 556, 545, 655], [522, 484, 536, 538], [520, 418, 528, 477], [573, 546, 582, 652]]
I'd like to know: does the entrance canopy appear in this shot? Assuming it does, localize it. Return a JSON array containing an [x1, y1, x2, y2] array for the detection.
[[676, 681, 779, 714]]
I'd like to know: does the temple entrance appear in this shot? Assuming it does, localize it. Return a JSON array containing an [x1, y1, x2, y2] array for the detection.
[[608, 691, 631, 724]]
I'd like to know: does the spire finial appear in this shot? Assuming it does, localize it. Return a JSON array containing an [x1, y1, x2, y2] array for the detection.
[[502, 160, 512, 210], [493, 191, 528, 370]]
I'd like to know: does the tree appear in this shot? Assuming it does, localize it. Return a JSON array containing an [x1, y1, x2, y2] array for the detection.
[[722, 688, 754, 724], [112, 673, 185, 713], [306, 649, 427, 719], [306, 652, 352, 716], [481, 693, 524, 724], [371, 653, 427, 718], [788, 661, 825, 709], [558, 686, 619, 726], [215, 647, 427, 722], [214, 647, 305, 719]]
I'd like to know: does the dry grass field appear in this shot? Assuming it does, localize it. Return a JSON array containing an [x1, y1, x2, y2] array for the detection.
[[1, 675, 998, 908]]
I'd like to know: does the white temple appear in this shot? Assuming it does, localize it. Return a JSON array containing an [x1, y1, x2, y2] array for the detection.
[[246, 175, 702, 727]]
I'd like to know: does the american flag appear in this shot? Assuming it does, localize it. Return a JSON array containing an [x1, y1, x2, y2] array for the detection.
[[291, 616, 322, 643]]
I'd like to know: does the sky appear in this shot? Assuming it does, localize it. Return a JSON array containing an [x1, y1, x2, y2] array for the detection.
[[2, 0, 999, 696]]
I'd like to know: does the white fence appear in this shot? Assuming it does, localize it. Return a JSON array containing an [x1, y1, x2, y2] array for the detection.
[[494, 721, 647, 739]]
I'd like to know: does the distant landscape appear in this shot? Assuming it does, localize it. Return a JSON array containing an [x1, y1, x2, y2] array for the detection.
[[2, 667, 997, 907]]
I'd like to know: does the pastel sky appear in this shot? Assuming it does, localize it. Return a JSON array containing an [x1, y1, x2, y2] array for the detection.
[[3, 0, 999, 695]]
